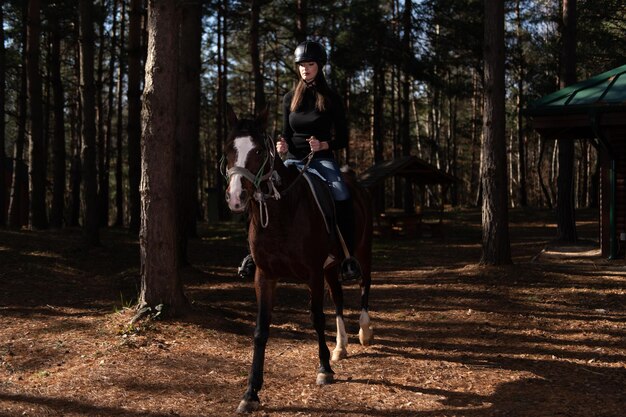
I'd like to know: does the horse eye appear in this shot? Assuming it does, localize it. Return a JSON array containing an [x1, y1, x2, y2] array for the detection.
[[255, 149, 262, 155]]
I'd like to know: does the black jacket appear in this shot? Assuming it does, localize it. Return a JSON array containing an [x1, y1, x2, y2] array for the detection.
[[282, 87, 348, 160]]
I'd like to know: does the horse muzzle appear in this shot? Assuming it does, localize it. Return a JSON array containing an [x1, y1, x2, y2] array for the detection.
[[225, 187, 249, 212]]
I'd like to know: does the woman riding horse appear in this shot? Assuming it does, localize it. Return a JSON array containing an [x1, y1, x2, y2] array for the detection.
[[224, 103, 374, 413], [239, 40, 361, 283]]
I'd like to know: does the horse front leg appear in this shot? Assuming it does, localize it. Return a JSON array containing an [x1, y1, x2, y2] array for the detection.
[[311, 281, 334, 385], [237, 275, 276, 414]]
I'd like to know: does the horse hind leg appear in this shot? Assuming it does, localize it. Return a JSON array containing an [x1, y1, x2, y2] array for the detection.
[[325, 269, 348, 361], [359, 308, 374, 346], [353, 185, 374, 347], [358, 271, 374, 346]]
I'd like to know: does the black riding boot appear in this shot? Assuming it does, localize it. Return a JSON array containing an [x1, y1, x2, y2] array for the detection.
[[238, 253, 256, 279], [335, 198, 362, 283], [237, 215, 256, 279]]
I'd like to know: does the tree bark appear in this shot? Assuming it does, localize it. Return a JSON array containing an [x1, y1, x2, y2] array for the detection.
[[215, 0, 229, 221], [115, 0, 127, 227], [138, 0, 188, 315], [372, 63, 385, 216], [176, 0, 202, 266], [79, 0, 100, 245], [68, 37, 82, 227], [295, 0, 307, 42], [49, 9, 66, 228], [127, 0, 143, 233], [103, 0, 118, 228], [0, 5, 5, 227], [8, 62, 28, 228], [96, 4, 109, 227], [480, 0, 511, 265], [515, 0, 527, 207], [401, 0, 413, 213], [556, 0, 577, 242], [250, 0, 265, 114], [26, 0, 47, 229]]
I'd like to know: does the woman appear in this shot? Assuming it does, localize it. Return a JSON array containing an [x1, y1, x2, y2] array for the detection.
[[279, 40, 361, 281], [239, 40, 360, 282]]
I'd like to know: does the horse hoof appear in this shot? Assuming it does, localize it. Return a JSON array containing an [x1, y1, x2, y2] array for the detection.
[[332, 348, 348, 362], [359, 326, 374, 346], [316, 372, 334, 385], [236, 399, 260, 414]]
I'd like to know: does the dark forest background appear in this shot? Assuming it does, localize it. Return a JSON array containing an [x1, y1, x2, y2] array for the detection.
[[1, 0, 625, 309], [2, 0, 625, 227]]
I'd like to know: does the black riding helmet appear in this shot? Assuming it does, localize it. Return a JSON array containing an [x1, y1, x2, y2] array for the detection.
[[294, 40, 327, 66]]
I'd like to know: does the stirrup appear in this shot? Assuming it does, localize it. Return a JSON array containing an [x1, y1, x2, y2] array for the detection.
[[340, 257, 361, 284], [237, 254, 256, 279]]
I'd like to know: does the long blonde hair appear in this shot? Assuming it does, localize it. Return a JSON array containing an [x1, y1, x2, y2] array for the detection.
[[290, 71, 332, 113]]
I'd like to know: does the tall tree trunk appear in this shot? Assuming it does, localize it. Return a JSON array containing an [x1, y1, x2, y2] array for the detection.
[[27, 0, 47, 229], [49, 10, 66, 228], [250, 0, 265, 114], [515, 0, 527, 207], [127, 0, 143, 233], [79, 0, 100, 245], [469, 69, 480, 207], [68, 38, 83, 227], [103, 0, 118, 228], [8, 57, 28, 228], [295, 0, 307, 42], [115, 0, 127, 227], [556, 0, 577, 242], [401, 0, 413, 213], [589, 155, 599, 208], [449, 96, 458, 206], [138, 0, 188, 315], [0, 5, 5, 227], [480, 0, 511, 265], [176, 0, 202, 267], [372, 63, 385, 215], [215, 0, 229, 221], [96, 4, 108, 227], [581, 140, 589, 207]]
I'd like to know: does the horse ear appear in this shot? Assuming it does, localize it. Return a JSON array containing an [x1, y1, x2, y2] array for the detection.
[[227, 103, 238, 128], [255, 105, 270, 130]]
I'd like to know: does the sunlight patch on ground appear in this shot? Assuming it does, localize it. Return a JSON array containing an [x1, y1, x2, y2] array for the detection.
[[21, 250, 63, 259], [542, 247, 601, 258]]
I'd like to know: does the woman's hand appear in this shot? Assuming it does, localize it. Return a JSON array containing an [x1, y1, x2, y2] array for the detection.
[[276, 136, 289, 155], [307, 136, 328, 152]]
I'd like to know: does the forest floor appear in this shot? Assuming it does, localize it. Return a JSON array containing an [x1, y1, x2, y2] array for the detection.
[[1, 208, 626, 417]]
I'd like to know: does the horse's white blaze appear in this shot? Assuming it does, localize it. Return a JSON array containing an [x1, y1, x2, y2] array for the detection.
[[332, 316, 348, 361], [358, 309, 374, 346], [227, 136, 255, 210]]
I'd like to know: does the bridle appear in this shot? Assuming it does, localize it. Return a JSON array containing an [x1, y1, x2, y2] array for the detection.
[[222, 132, 313, 228]]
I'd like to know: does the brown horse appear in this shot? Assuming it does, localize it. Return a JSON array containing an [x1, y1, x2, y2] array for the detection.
[[223, 108, 374, 413]]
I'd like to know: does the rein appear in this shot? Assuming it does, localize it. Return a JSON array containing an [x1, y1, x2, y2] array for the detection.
[[223, 133, 314, 228]]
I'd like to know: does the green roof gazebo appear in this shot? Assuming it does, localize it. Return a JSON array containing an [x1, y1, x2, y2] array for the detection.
[[525, 64, 626, 258]]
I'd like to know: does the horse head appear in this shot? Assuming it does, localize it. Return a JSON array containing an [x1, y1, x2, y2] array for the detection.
[[223, 105, 276, 213]]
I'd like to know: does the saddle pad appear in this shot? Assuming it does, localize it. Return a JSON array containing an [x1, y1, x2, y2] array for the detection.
[[302, 172, 335, 234]]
